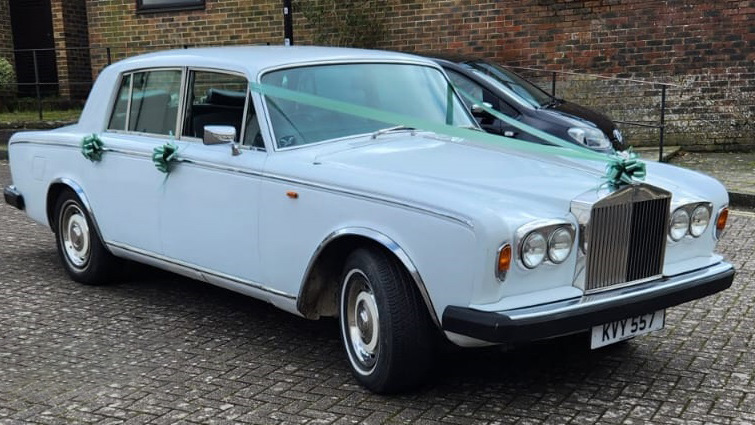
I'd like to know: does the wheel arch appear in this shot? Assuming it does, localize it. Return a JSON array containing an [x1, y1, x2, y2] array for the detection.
[[297, 227, 441, 328], [46, 178, 105, 242]]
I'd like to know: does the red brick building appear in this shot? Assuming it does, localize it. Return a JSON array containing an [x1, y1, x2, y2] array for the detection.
[[1, 0, 753, 150]]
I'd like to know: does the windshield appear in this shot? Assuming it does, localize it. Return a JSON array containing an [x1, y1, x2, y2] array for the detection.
[[464, 61, 553, 108], [260, 63, 475, 148]]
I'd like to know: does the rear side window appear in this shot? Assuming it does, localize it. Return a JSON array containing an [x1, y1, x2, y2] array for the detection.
[[107, 69, 183, 136], [129, 70, 182, 135]]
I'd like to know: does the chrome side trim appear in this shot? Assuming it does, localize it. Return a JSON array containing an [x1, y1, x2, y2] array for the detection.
[[8, 140, 82, 148], [48, 178, 105, 242], [15, 140, 472, 229], [106, 241, 297, 300], [298, 227, 441, 328], [261, 172, 474, 228]]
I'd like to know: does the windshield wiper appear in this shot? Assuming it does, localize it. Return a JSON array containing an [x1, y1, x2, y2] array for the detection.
[[370, 125, 415, 139], [544, 97, 563, 108]]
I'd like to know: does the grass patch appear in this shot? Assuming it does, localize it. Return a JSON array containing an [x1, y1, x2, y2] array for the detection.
[[0, 109, 81, 122]]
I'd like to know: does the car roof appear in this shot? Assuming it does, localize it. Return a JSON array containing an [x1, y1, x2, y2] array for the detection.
[[109, 45, 434, 77]]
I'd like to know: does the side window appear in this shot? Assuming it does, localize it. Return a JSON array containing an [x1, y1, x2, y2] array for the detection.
[[446, 70, 483, 109], [128, 70, 182, 135], [107, 74, 131, 130], [182, 71, 248, 140], [447, 69, 519, 118], [497, 100, 518, 118]]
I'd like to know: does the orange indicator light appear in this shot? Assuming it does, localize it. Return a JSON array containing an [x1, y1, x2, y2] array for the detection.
[[497, 244, 512, 278], [286, 191, 299, 199], [716, 207, 728, 235]]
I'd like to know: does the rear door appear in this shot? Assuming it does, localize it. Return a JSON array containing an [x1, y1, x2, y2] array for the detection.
[[94, 68, 184, 254]]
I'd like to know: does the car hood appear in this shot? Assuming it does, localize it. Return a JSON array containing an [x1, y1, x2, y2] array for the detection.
[[546, 100, 618, 136], [278, 133, 726, 224]]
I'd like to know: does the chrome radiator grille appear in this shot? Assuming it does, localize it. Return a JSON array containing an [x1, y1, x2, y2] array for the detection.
[[585, 188, 670, 292]]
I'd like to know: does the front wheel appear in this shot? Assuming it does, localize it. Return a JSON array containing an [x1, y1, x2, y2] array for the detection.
[[339, 247, 435, 393], [54, 189, 118, 285]]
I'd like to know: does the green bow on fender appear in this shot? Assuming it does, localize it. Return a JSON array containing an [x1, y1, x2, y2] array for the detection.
[[152, 141, 179, 173], [81, 133, 105, 162], [605, 149, 647, 187]]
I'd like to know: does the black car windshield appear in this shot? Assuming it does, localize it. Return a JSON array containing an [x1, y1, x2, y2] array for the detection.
[[465, 61, 553, 108], [261, 63, 475, 148]]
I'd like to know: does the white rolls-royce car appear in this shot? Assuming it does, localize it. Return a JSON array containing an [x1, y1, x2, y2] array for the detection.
[[3, 46, 734, 393]]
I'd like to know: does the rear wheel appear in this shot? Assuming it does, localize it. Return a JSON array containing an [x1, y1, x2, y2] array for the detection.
[[54, 189, 117, 285], [339, 247, 435, 393]]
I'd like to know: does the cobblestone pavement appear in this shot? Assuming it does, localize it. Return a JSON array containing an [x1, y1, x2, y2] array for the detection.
[[1, 160, 754, 425], [670, 152, 755, 197]]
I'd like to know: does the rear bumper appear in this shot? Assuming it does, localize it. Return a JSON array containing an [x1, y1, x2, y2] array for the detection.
[[442, 262, 735, 344], [3, 185, 24, 210]]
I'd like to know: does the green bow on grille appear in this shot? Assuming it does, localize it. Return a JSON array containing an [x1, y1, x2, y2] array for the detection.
[[152, 141, 179, 173], [605, 149, 646, 186], [81, 133, 105, 162]]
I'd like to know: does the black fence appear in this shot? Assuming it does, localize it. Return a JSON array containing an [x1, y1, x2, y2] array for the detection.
[[0, 45, 682, 160], [505, 66, 682, 161]]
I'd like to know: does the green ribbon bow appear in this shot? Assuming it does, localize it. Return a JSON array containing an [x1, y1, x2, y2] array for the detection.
[[81, 133, 105, 162], [605, 149, 646, 186], [152, 141, 179, 173]]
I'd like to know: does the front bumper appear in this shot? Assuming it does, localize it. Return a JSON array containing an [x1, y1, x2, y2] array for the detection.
[[3, 185, 24, 210], [442, 262, 735, 343]]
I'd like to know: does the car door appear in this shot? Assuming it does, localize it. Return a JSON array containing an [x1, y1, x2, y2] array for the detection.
[[91, 68, 183, 255], [159, 69, 267, 284], [446, 69, 521, 138]]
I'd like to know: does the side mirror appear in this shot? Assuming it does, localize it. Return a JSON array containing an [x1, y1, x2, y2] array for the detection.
[[203, 125, 236, 145], [471, 102, 494, 118]]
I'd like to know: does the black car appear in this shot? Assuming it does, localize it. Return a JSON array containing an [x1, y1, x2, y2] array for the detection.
[[433, 57, 627, 153]]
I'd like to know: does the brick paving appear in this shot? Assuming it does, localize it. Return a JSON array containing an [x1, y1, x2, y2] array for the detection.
[[1, 159, 754, 424], [670, 152, 755, 197]]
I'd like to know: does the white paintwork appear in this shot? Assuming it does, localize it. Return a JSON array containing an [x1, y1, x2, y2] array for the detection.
[[7, 46, 732, 347]]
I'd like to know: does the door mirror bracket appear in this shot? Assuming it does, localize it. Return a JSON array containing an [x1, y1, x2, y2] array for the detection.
[[203, 125, 241, 155]]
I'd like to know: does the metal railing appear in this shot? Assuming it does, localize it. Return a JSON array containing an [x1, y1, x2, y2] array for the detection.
[[502, 65, 685, 162]]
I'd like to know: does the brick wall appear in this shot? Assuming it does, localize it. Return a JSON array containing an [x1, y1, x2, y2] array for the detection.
[[52, 0, 93, 100], [85, 0, 283, 76], [85, 0, 754, 151], [0, 0, 13, 62], [0, 0, 14, 104]]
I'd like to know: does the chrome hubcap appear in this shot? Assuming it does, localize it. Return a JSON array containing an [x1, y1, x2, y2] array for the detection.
[[342, 270, 379, 374], [60, 203, 90, 268]]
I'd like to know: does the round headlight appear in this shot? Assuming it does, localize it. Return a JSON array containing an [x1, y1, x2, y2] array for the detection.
[[521, 232, 547, 269], [690, 205, 710, 237], [669, 209, 690, 241], [548, 227, 573, 263]]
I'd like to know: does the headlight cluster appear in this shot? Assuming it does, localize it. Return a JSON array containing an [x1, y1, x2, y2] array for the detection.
[[518, 223, 575, 269], [669, 203, 713, 241], [567, 127, 612, 151]]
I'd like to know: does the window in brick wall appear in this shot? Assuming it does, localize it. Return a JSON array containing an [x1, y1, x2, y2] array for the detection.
[[136, 0, 204, 13]]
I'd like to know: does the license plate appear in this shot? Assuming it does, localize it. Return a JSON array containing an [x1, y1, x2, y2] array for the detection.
[[590, 310, 665, 349]]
